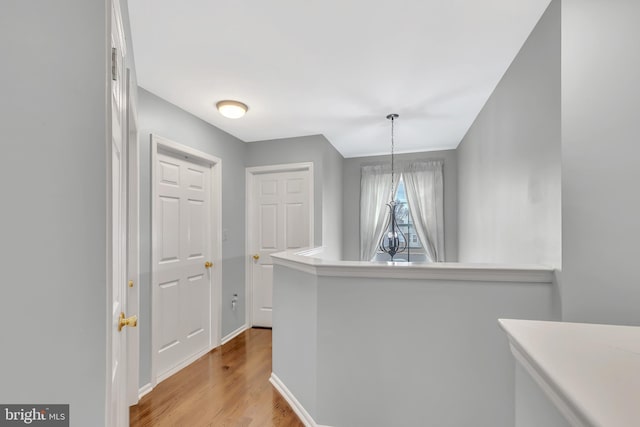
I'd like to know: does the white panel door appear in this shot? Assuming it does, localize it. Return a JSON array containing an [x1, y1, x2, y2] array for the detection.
[[251, 170, 311, 327], [154, 151, 212, 380], [109, 1, 129, 425]]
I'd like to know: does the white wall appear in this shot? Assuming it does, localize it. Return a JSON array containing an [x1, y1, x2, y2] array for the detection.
[[561, 0, 640, 325], [342, 150, 458, 261], [457, 0, 561, 267], [0, 1, 109, 424]]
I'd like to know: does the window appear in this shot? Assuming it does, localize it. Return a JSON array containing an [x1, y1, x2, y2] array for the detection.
[[360, 160, 444, 263], [379, 176, 424, 258]]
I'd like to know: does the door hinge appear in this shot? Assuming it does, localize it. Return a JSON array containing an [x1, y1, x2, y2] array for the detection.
[[111, 47, 118, 81]]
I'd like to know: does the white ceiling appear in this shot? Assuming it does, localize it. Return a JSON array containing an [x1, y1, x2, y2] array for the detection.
[[128, 0, 551, 158]]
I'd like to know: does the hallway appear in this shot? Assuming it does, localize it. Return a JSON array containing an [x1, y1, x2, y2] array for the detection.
[[130, 329, 303, 426]]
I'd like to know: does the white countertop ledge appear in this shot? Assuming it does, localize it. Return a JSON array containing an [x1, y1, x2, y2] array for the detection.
[[499, 319, 640, 427], [270, 248, 554, 282]]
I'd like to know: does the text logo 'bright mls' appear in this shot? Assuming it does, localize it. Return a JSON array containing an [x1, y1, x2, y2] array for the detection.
[[0, 405, 68, 426], [4, 408, 46, 424]]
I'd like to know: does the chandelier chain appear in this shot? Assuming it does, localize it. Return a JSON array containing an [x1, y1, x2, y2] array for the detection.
[[390, 115, 395, 202]]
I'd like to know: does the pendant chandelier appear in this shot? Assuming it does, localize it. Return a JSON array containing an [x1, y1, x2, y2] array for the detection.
[[379, 113, 407, 261]]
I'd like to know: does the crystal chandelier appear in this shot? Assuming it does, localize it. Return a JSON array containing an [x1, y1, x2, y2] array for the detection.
[[379, 113, 407, 260]]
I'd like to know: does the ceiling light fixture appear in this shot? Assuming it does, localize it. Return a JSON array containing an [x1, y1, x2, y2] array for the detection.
[[216, 100, 248, 119], [379, 113, 407, 261]]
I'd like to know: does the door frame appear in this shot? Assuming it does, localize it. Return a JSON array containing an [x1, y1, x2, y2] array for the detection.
[[125, 67, 140, 406], [245, 162, 314, 328], [150, 134, 222, 387], [106, 0, 128, 424]]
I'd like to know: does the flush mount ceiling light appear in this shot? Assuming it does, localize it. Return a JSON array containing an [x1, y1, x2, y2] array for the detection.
[[216, 100, 248, 119]]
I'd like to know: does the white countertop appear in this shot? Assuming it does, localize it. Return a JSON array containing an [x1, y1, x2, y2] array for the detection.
[[270, 247, 554, 282], [499, 319, 640, 427]]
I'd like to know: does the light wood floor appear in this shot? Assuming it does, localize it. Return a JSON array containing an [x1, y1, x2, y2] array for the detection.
[[130, 328, 303, 427]]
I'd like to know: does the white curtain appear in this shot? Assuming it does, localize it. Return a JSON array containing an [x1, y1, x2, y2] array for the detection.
[[360, 164, 393, 261], [403, 160, 444, 262]]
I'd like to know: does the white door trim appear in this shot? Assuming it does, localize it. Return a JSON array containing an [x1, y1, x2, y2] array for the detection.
[[125, 67, 140, 407], [150, 134, 222, 387], [245, 162, 314, 327], [106, 0, 128, 424]]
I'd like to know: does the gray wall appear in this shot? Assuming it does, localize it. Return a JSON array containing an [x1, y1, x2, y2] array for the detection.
[[272, 266, 318, 418], [561, 0, 640, 325], [273, 264, 557, 427], [245, 135, 344, 259], [457, 0, 561, 267], [137, 88, 247, 385], [0, 1, 109, 424], [320, 141, 345, 260], [515, 364, 569, 427], [342, 150, 458, 261], [136, 96, 346, 386]]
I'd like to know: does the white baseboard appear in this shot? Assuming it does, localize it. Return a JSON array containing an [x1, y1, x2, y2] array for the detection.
[[269, 373, 332, 427], [221, 324, 249, 345], [138, 383, 153, 400]]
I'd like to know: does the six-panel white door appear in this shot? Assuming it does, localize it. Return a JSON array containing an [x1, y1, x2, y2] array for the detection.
[[154, 151, 212, 380], [251, 169, 311, 327]]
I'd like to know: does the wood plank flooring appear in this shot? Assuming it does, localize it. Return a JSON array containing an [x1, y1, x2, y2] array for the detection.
[[130, 328, 303, 427]]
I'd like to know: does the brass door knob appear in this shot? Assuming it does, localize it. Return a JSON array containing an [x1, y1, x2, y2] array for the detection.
[[253, 254, 260, 260], [118, 312, 138, 332], [205, 261, 213, 268], [128, 280, 134, 288]]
